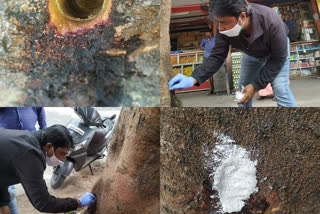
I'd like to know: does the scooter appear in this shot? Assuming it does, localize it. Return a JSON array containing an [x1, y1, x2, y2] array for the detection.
[[50, 107, 116, 189]]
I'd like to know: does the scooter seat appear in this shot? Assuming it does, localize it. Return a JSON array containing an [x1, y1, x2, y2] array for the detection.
[[86, 130, 107, 156]]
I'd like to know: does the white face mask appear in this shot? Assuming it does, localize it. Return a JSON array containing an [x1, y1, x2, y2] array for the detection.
[[220, 21, 244, 37], [46, 147, 64, 166]]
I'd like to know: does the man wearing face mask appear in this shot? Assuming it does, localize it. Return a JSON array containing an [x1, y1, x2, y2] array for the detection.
[[0, 107, 47, 214], [168, 0, 297, 107], [0, 125, 96, 214]]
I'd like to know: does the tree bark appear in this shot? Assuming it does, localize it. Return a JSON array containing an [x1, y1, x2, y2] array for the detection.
[[160, 0, 181, 107], [0, 0, 160, 106], [161, 108, 320, 214], [86, 107, 160, 214]]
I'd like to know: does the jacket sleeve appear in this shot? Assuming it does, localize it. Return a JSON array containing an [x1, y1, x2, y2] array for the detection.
[[192, 32, 229, 85], [13, 150, 78, 213], [251, 20, 288, 90], [37, 108, 47, 130]]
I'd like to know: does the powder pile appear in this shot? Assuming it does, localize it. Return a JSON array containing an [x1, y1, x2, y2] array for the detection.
[[209, 133, 258, 213]]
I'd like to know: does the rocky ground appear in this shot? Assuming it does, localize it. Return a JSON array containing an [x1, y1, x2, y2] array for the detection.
[[16, 160, 105, 214]]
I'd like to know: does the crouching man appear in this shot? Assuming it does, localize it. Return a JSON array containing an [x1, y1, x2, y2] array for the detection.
[[0, 125, 96, 213]]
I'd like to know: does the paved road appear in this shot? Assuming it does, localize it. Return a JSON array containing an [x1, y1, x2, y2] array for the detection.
[[177, 78, 320, 107]]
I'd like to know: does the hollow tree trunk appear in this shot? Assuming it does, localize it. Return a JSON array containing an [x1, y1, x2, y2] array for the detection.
[[0, 0, 159, 106], [160, 0, 181, 107], [161, 108, 320, 214], [86, 107, 160, 214]]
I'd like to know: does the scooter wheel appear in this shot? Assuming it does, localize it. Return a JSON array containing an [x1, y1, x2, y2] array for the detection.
[[50, 165, 67, 189]]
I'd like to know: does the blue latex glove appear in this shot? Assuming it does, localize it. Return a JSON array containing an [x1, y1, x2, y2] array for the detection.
[[78, 192, 96, 207], [168, 73, 195, 90]]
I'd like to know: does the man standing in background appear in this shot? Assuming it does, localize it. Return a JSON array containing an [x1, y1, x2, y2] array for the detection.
[[200, 31, 216, 95], [0, 107, 47, 214], [0, 107, 46, 131]]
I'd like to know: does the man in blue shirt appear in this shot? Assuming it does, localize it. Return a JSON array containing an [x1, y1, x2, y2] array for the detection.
[[0, 107, 47, 214], [200, 31, 216, 95], [0, 107, 46, 131], [200, 31, 216, 59]]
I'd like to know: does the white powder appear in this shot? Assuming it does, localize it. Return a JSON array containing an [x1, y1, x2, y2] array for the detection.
[[209, 133, 258, 213], [235, 85, 245, 102], [235, 91, 245, 102]]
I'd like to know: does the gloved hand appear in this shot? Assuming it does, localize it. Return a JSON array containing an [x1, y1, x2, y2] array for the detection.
[[78, 192, 96, 207], [168, 73, 195, 90]]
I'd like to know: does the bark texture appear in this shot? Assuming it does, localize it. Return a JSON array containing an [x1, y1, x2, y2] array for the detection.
[[161, 108, 320, 214], [87, 107, 160, 214], [0, 0, 159, 106], [160, 0, 181, 107]]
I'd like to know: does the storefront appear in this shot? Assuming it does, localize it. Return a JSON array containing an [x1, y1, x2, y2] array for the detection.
[[170, 0, 320, 93], [170, 2, 212, 92]]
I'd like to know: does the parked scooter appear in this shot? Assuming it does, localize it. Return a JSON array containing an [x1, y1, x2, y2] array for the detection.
[[50, 107, 116, 189]]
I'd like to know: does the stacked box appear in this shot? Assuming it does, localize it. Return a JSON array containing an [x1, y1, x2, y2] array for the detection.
[[171, 31, 205, 50], [180, 56, 196, 64], [171, 55, 178, 65], [231, 52, 242, 90], [173, 67, 182, 76], [178, 36, 196, 42], [177, 41, 198, 50]]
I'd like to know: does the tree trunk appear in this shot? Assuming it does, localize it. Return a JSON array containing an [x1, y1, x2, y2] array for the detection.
[[161, 108, 320, 214], [160, 0, 181, 107], [86, 107, 160, 214], [0, 0, 159, 106]]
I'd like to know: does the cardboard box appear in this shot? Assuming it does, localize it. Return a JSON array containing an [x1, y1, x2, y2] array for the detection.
[[178, 42, 198, 50], [173, 67, 182, 76], [171, 56, 178, 65], [179, 56, 196, 64], [178, 36, 196, 42]]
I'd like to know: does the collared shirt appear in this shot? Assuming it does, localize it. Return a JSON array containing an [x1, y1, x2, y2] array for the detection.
[[0, 107, 46, 131], [200, 36, 216, 58], [192, 3, 289, 90]]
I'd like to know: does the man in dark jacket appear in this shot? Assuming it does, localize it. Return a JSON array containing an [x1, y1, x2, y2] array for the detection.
[[0, 107, 47, 214], [0, 125, 96, 214], [169, 0, 297, 107]]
